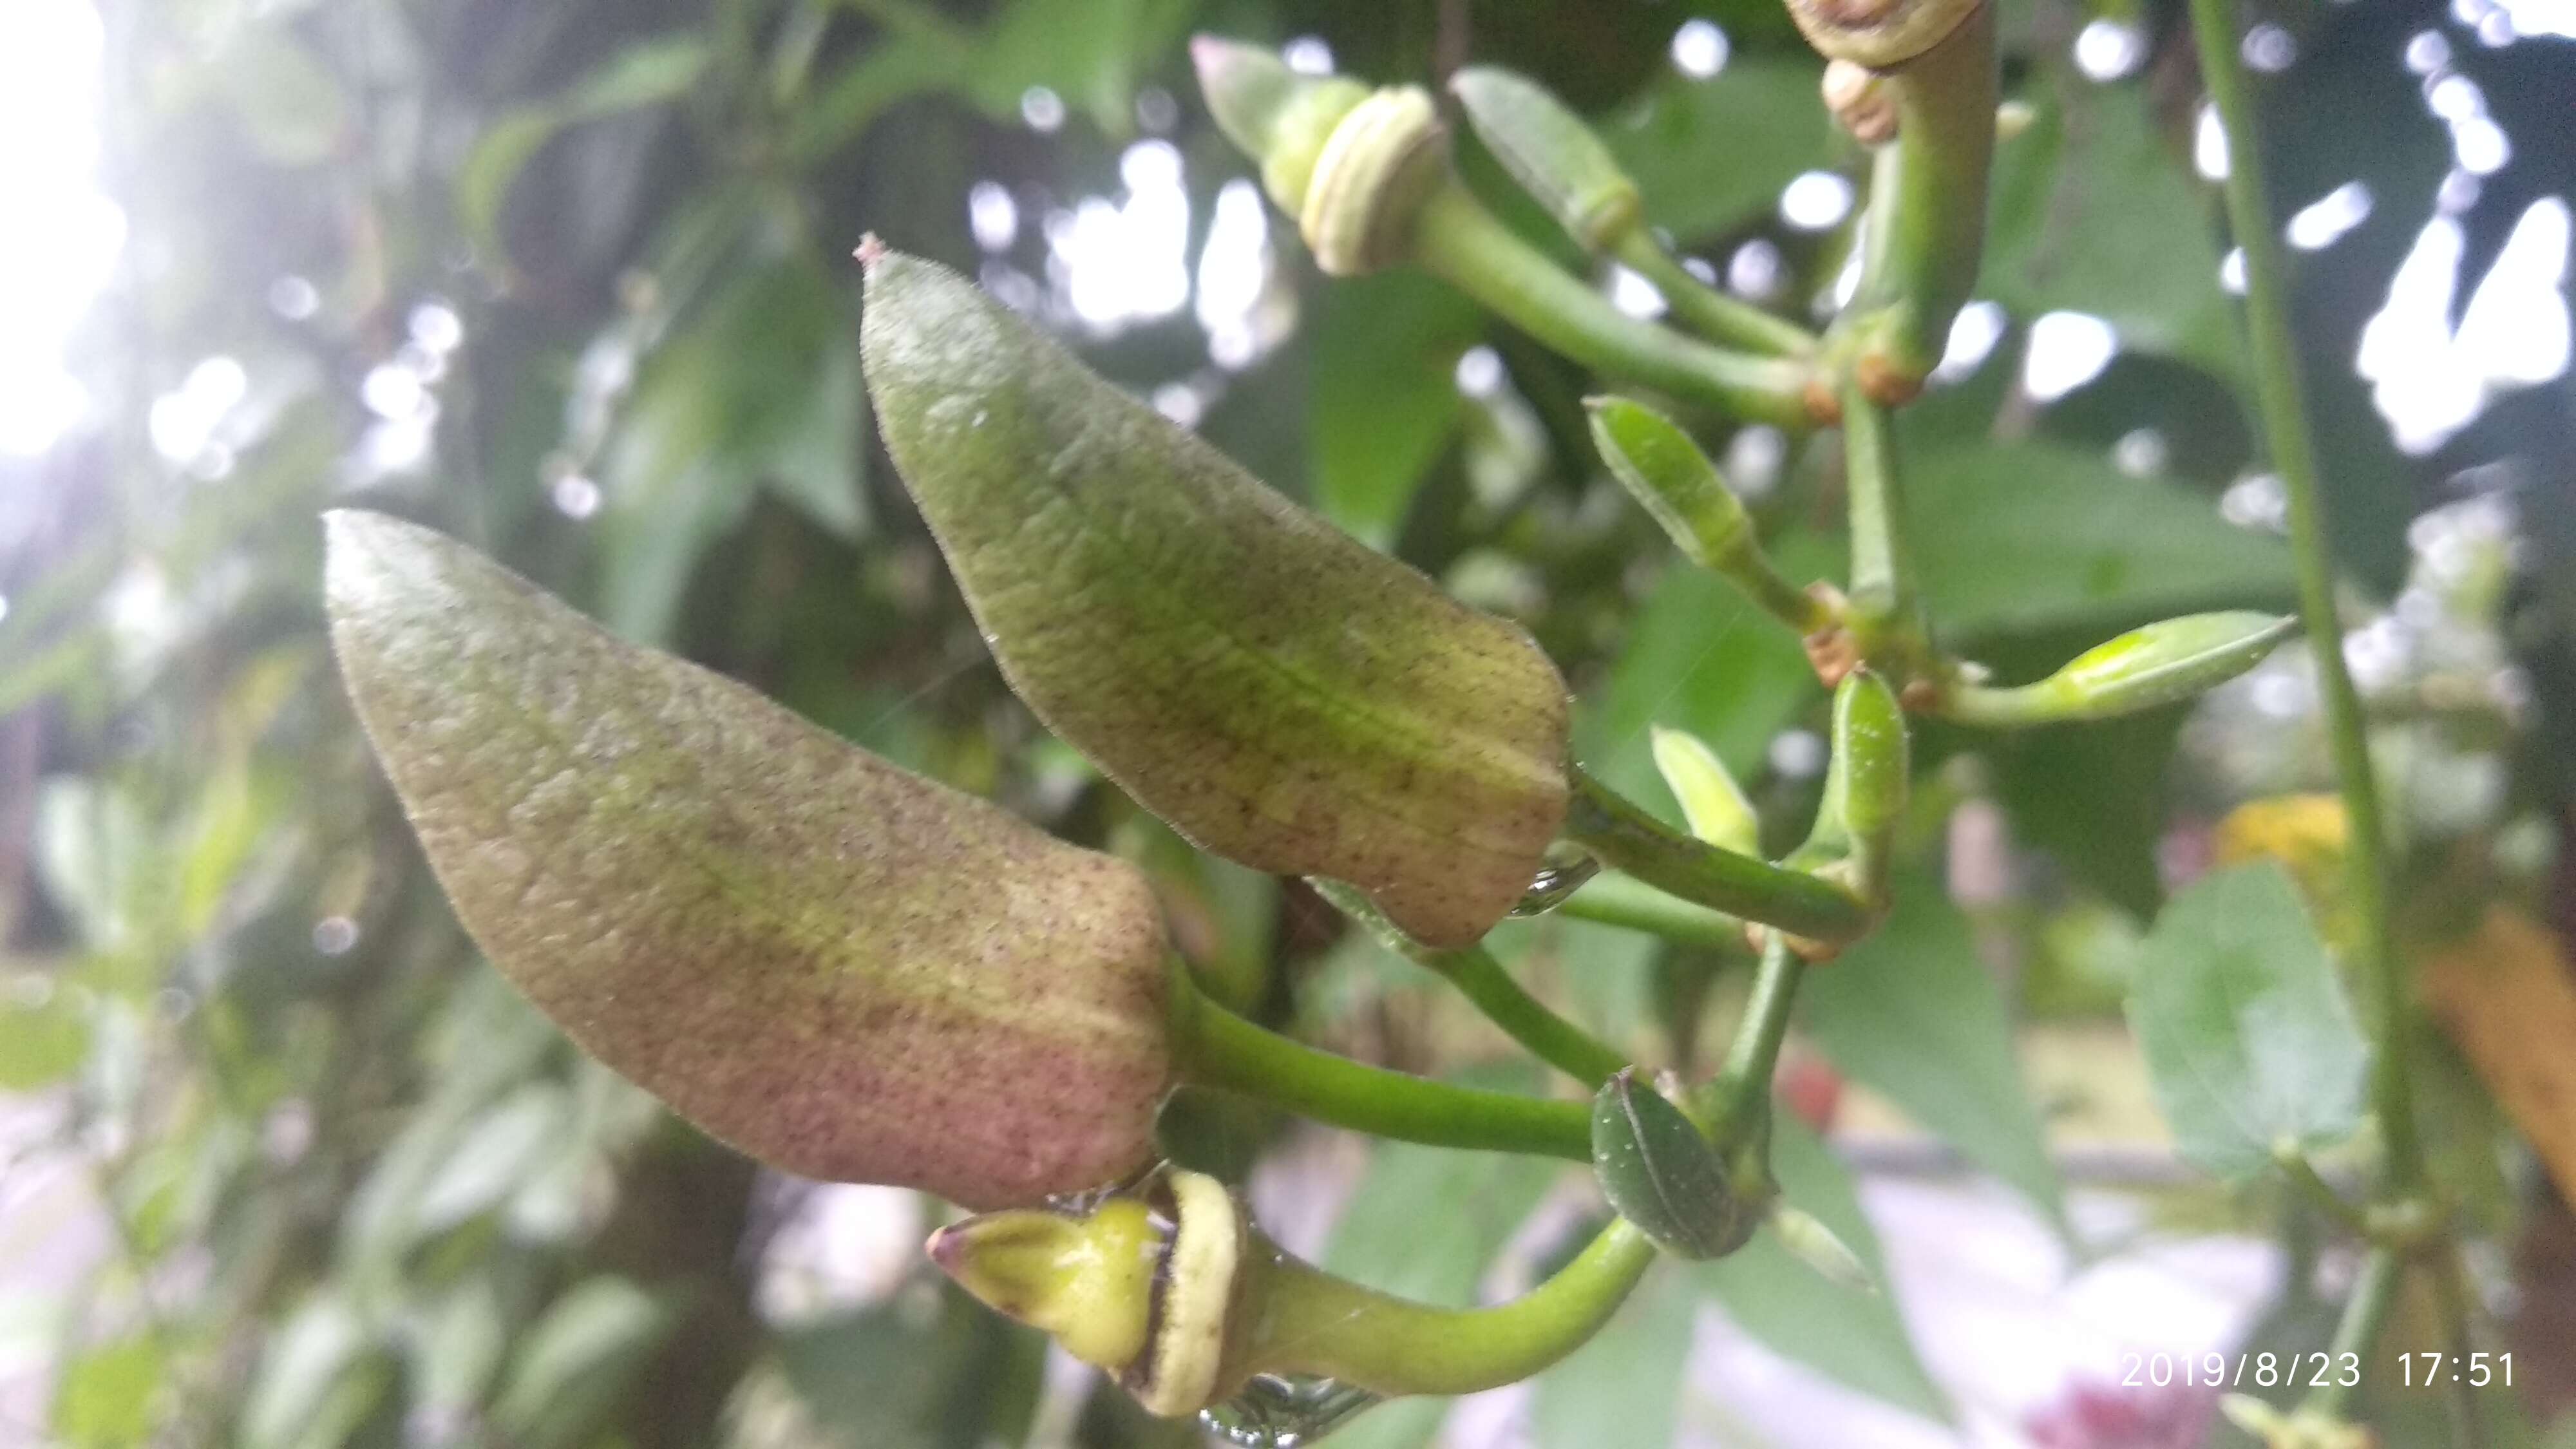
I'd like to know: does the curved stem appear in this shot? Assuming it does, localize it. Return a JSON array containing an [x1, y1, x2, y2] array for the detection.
[[1412, 182, 1825, 430], [1310, 878, 1629, 1087], [2188, 0, 2415, 1199], [1564, 768, 1871, 943], [1240, 1218, 1656, 1395], [1558, 871, 1744, 951], [1834, 1, 1996, 401], [1703, 934, 1808, 1139], [1166, 965, 1592, 1162], [1612, 231, 1818, 359], [2276, 1149, 2371, 1238], [1419, 946, 1629, 1088]]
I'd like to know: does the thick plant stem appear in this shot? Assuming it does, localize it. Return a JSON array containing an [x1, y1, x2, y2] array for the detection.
[[1311, 878, 1629, 1087], [1412, 182, 1827, 430], [2192, 0, 2441, 1421], [1243, 1218, 1657, 1394], [1834, 1, 1996, 403], [1167, 965, 1592, 1162], [1564, 768, 1871, 943], [1839, 381, 1927, 675], [1611, 231, 1819, 359], [1558, 871, 1744, 950], [2190, 0, 2414, 1199]]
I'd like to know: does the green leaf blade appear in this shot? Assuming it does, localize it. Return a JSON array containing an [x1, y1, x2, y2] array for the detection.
[[2128, 862, 2371, 1179]]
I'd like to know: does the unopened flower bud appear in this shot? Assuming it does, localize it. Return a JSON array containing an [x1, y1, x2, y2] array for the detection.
[[1938, 611, 2297, 728], [1450, 66, 1643, 252], [325, 511, 1173, 1209], [1191, 37, 1447, 276]]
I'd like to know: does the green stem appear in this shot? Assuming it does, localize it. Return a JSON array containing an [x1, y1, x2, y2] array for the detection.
[[2304, 1246, 2400, 1417], [1242, 1218, 1656, 1394], [1412, 182, 1824, 430], [1835, 1, 1996, 401], [1423, 946, 1629, 1088], [1839, 381, 1927, 672], [1167, 965, 1591, 1162], [1566, 768, 1871, 942], [1712, 933, 1807, 1129], [2190, 0, 2415, 1202], [1611, 231, 1818, 360], [1557, 871, 1744, 950], [1310, 878, 1629, 1087]]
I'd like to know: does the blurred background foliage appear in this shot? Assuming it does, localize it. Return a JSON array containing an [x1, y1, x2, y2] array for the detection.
[[0, 0, 2571, 1445]]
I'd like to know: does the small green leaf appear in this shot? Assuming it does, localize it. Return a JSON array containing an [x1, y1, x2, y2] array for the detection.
[[1450, 66, 1642, 252], [325, 511, 1173, 1208], [1822, 668, 1908, 851], [1591, 1068, 1752, 1258], [862, 250, 1570, 948], [1650, 724, 1760, 855], [2129, 862, 2371, 1179], [1945, 611, 2297, 726]]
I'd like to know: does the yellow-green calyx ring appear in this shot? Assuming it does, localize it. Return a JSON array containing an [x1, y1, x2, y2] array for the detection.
[[1299, 86, 1450, 276], [926, 1167, 1244, 1418]]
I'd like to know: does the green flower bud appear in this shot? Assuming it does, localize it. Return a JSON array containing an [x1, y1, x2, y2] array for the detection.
[[1191, 38, 1444, 276], [1827, 668, 1909, 849], [931, 1168, 1245, 1416], [1938, 612, 2297, 728], [1649, 725, 1761, 857], [1190, 35, 1368, 220], [1586, 396, 1832, 634], [1590, 1068, 1756, 1258], [1448, 66, 1643, 253], [931, 1166, 1658, 1417], [325, 511, 1173, 1209], [862, 247, 1570, 949]]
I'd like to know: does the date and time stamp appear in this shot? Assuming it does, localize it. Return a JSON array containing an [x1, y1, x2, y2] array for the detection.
[[2117, 1350, 2515, 1390]]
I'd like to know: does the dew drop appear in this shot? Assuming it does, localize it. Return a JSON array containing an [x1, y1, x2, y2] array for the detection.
[[1510, 844, 1600, 918], [1198, 1375, 1382, 1447]]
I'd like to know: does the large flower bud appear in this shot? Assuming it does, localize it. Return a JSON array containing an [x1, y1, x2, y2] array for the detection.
[[861, 247, 1569, 949], [1193, 37, 1448, 276], [325, 512, 1173, 1209]]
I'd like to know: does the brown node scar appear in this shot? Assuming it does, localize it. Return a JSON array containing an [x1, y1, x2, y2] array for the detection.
[[1855, 350, 1924, 408]]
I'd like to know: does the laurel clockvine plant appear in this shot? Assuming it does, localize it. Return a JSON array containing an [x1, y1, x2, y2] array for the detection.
[[320, 0, 2484, 1440]]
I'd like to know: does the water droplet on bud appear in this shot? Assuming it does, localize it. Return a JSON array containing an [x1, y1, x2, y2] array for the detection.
[[1510, 844, 1600, 917], [1198, 1375, 1381, 1446]]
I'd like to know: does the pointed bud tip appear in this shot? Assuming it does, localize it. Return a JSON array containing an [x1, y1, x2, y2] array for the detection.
[[853, 231, 887, 273]]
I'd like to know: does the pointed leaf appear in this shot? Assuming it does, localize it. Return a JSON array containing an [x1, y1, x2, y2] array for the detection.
[[325, 511, 1172, 1208], [862, 250, 1570, 947], [2128, 862, 2370, 1180]]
